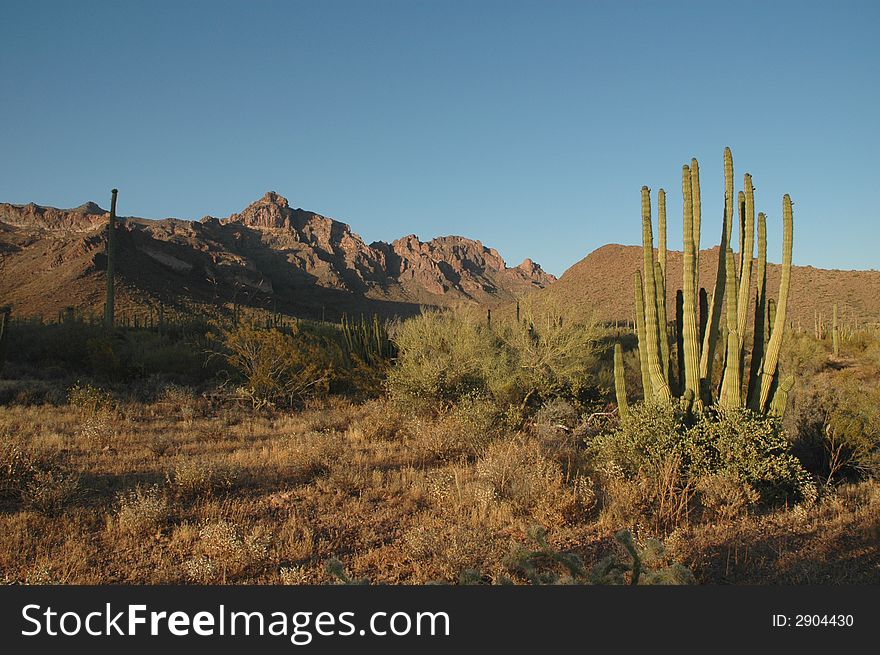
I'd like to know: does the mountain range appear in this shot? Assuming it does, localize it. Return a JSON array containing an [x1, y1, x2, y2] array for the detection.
[[0, 192, 554, 321], [1, 193, 877, 328]]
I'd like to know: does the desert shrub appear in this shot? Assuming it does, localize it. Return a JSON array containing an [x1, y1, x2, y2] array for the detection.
[[184, 519, 268, 583], [781, 331, 828, 378], [166, 461, 235, 499], [686, 408, 814, 503], [23, 468, 79, 514], [214, 322, 336, 408], [388, 309, 601, 414], [114, 484, 168, 536], [0, 441, 37, 500], [790, 373, 880, 484], [695, 473, 760, 520], [591, 401, 814, 522], [407, 395, 503, 460], [0, 439, 79, 513], [67, 382, 114, 415]]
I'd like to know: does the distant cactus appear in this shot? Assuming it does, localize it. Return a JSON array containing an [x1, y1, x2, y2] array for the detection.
[[613, 342, 629, 418], [104, 189, 118, 329], [0, 306, 10, 374], [832, 303, 840, 356]]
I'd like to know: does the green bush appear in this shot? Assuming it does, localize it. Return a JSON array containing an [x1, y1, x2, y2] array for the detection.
[[387, 309, 602, 414], [790, 373, 880, 484], [591, 401, 813, 506], [214, 322, 336, 408]]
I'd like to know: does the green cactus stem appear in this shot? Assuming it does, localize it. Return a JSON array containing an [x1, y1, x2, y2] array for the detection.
[[737, 175, 755, 340], [700, 148, 733, 394], [719, 248, 742, 409], [614, 342, 629, 419], [640, 186, 671, 401], [675, 289, 684, 396], [691, 158, 701, 278], [658, 188, 667, 280], [104, 188, 118, 329], [698, 287, 708, 346], [680, 165, 701, 407], [654, 261, 671, 385], [769, 375, 794, 418], [634, 270, 652, 400], [759, 194, 794, 412], [747, 212, 768, 409]]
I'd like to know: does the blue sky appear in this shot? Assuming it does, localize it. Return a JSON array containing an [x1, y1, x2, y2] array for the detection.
[[1, 0, 877, 276]]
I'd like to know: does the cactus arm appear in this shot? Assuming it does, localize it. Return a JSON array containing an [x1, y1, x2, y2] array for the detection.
[[769, 375, 794, 418], [699, 148, 734, 397], [640, 187, 671, 401], [746, 212, 767, 409], [759, 195, 794, 412], [658, 188, 667, 281], [634, 270, 653, 400], [691, 158, 701, 278], [680, 165, 702, 406], [719, 248, 742, 408], [737, 175, 755, 340], [655, 261, 671, 385]]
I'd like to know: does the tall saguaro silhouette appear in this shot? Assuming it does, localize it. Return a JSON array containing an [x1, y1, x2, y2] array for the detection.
[[104, 188, 118, 329]]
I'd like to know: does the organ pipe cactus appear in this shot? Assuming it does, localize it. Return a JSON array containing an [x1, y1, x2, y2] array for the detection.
[[619, 148, 794, 417]]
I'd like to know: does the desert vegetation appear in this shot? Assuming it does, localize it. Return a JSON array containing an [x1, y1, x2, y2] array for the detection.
[[1, 149, 878, 585]]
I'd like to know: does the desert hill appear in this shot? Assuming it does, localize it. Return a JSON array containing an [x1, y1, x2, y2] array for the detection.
[[523, 244, 880, 328], [0, 192, 554, 321]]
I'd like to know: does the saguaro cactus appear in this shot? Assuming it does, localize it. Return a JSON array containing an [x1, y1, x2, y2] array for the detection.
[[0, 306, 10, 374], [104, 188, 119, 329]]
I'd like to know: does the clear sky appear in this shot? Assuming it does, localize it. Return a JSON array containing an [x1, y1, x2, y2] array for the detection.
[[2, 0, 877, 276]]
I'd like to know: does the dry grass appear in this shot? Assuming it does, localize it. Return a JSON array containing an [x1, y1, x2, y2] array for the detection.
[[0, 395, 878, 585]]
